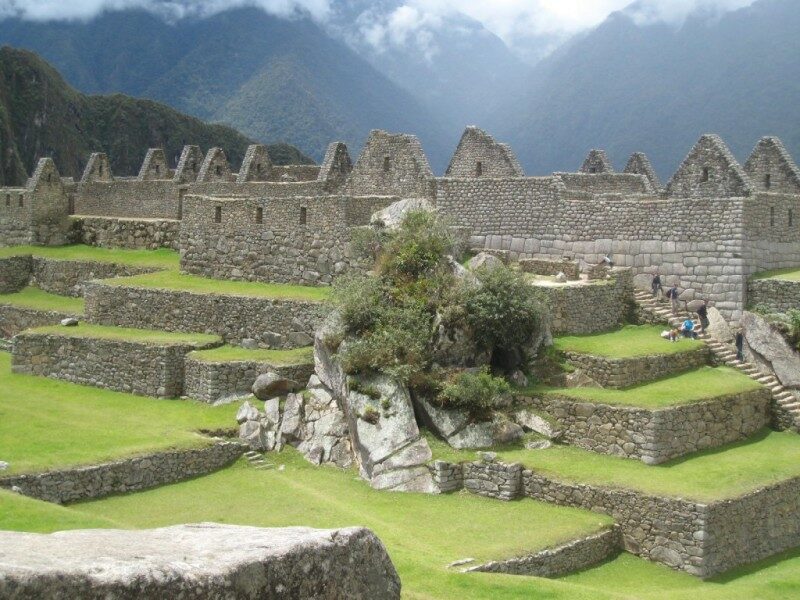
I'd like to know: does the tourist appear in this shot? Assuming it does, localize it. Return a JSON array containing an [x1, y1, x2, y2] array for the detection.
[[601, 255, 614, 268], [651, 271, 663, 299], [667, 283, 680, 314], [681, 318, 696, 339], [736, 331, 745, 362], [697, 299, 709, 333]]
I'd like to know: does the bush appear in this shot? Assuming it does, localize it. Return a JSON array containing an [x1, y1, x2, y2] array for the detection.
[[331, 274, 385, 335], [437, 368, 510, 418], [461, 265, 548, 354], [379, 211, 454, 283], [788, 309, 800, 347]]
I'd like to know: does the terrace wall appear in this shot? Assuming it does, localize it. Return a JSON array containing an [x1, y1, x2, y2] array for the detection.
[[0, 305, 81, 338], [561, 346, 711, 388], [747, 278, 800, 313], [84, 281, 324, 349], [184, 356, 314, 403], [0, 256, 32, 293], [11, 331, 218, 397], [0, 441, 245, 504], [522, 388, 770, 464]]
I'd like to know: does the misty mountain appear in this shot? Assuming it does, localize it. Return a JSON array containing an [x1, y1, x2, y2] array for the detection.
[[0, 46, 312, 186], [496, 0, 800, 178], [326, 0, 530, 136], [0, 7, 452, 170]]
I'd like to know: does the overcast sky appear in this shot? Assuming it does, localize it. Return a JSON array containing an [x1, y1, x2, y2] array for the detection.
[[0, 0, 760, 46]]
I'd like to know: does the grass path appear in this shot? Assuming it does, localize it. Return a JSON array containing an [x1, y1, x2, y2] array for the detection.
[[0, 245, 179, 270], [0, 287, 84, 313], [28, 323, 220, 346], [553, 325, 704, 358]]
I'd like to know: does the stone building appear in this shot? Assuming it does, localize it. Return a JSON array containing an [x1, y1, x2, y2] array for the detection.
[[2, 127, 799, 321]]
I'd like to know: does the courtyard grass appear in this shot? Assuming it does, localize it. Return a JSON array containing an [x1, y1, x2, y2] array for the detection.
[[102, 270, 331, 302], [429, 428, 800, 502], [751, 267, 800, 282], [0, 286, 84, 314], [525, 366, 762, 409], [28, 323, 220, 346], [189, 345, 313, 364], [552, 324, 704, 358], [0, 244, 179, 270], [0, 489, 120, 532], [0, 352, 238, 474], [4, 454, 793, 600]]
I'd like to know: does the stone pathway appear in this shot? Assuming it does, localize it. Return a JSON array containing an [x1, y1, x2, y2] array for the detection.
[[634, 289, 800, 431]]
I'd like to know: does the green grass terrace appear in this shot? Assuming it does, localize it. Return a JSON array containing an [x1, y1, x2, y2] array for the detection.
[[0, 286, 84, 314], [553, 325, 705, 358], [0, 352, 237, 475], [428, 428, 800, 503], [522, 366, 762, 409], [751, 267, 800, 282], [189, 345, 314, 364], [25, 323, 220, 347], [101, 270, 331, 302], [0, 244, 179, 270]]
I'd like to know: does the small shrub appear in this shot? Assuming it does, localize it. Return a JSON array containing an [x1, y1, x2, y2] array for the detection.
[[788, 309, 800, 347], [378, 211, 454, 283], [331, 274, 385, 335], [348, 378, 381, 400], [751, 303, 774, 316], [361, 405, 380, 424], [437, 368, 510, 419], [380, 397, 391, 411]]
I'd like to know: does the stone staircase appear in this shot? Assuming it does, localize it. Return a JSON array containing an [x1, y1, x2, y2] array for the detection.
[[244, 450, 273, 471], [633, 289, 800, 431]]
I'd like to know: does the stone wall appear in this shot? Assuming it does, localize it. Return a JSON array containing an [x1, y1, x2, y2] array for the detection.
[[468, 528, 620, 578], [518, 257, 580, 279], [561, 346, 711, 388], [84, 281, 324, 349], [748, 278, 800, 313], [179, 194, 393, 285], [29, 258, 157, 297], [435, 176, 753, 321], [533, 270, 634, 335], [557, 173, 652, 195], [522, 388, 770, 464], [184, 357, 314, 403], [75, 180, 181, 219], [704, 476, 800, 576], [462, 457, 522, 500], [0, 441, 244, 504], [0, 305, 81, 338], [0, 188, 32, 246], [428, 460, 464, 493], [74, 216, 181, 250], [444, 127, 524, 178], [12, 331, 218, 397], [0, 256, 32, 292]]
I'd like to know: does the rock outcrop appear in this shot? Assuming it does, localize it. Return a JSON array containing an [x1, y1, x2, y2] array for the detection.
[[0, 523, 401, 599], [742, 311, 800, 389]]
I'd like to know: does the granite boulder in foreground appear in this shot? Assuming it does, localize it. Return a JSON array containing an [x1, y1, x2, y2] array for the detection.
[[0, 523, 401, 599]]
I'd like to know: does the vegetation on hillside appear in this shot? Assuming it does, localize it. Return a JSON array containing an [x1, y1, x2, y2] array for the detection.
[[332, 210, 547, 415], [0, 46, 312, 186]]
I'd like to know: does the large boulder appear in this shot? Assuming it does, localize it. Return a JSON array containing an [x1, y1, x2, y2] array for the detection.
[[314, 313, 349, 400], [513, 409, 563, 440], [467, 252, 504, 272], [742, 311, 800, 388], [0, 523, 401, 599], [252, 371, 299, 401], [447, 422, 494, 449], [296, 376, 352, 468], [707, 306, 734, 343], [415, 397, 470, 439], [371, 198, 432, 230], [344, 373, 434, 493]]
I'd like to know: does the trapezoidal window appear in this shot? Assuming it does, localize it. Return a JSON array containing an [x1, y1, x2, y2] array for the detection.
[[154, 164, 160, 176], [790, 208, 794, 228], [214, 206, 222, 223], [701, 167, 710, 182], [215, 165, 222, 176], [770, 206, 775, 227], [18, 195, 23, 207], [256, 207, 263, 224], [5, 194, 10, 207], [476, 161, 483, 177], [764, 173, 772, 190], [98, 164, 104, 176], [383, 156, 390, 172], [589, 167, 597, 174], [300, 207, 308, 225]]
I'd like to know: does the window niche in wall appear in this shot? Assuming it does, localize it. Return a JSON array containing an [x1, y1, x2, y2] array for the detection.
[[770, 206, 775, 227], [790, 208, 794, 228], [18, 195, 23, 207], [383, 156, 390, 173], [701, 167, 710, 182], [256, 207, 263, 224], [476, 161, 483, 177], [5, 194, 9, 207], [764, 173, 772, 190], [214, 206, 222, 223], [300, 207, 307, 225]]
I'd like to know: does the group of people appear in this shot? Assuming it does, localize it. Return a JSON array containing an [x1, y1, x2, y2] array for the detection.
[[651, 271, 710, 329]]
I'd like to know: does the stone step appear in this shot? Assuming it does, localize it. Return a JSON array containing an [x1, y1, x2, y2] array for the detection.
[[776, 392, 795, 401]]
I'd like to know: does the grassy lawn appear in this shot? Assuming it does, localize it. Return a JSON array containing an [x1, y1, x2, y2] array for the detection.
[[751, 268, 800, 282], [27, 323, 220, 347], [429, 428, 800, 502], [3, 454, 796, 599], [553, 325, 704, 358], [0, 245, 179, 270], [0, 286, 84, 313], [189, 345, 313, 364], [526, 366, 762, 408], [102, 270, 331, 302], [0, 352, 238, 474]]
